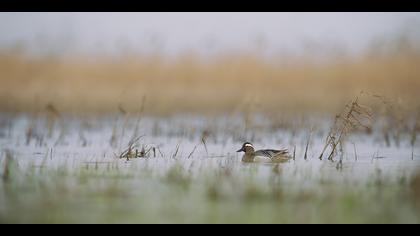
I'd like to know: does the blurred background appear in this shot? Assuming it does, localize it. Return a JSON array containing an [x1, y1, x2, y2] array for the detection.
[[1, 12, 420, 115]]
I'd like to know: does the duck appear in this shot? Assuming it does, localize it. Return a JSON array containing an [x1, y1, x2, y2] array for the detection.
[[236, 142, 291, 163]]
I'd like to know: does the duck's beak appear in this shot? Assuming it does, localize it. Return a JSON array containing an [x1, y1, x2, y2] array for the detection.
[[237, 147, 244, 152]]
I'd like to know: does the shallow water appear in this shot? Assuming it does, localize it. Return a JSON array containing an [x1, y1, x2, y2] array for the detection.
[[1, 113, 420, 223], [2, 113, 419, 175]]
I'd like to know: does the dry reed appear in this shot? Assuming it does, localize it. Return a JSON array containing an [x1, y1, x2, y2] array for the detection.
[[1, 49, 420, 115]]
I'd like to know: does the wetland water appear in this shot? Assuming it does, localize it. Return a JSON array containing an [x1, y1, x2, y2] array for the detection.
[[1, 113, 420, 223]]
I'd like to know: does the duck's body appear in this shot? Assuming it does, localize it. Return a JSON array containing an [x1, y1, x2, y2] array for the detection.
[[237, 142, 291, 163]]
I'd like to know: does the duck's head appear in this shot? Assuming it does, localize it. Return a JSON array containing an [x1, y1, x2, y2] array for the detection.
[[237, 142, 255, 153]]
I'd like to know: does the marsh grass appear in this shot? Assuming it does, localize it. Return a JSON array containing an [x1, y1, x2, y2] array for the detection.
[[2, 150, 13, 182], [410, 109, 420, 148], [304, 127, 313, 160], [117, 135, 157, 161], [1, 49, 420, 115]]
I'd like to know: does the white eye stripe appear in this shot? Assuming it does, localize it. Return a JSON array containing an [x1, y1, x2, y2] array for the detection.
[[244, 144, 253, 148]]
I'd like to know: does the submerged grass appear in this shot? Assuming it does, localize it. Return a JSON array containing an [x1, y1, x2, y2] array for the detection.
[[1, 156, 419, 223]]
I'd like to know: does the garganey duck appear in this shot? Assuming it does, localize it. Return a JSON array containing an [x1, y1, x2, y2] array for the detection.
[[236, 142, 291, 163]]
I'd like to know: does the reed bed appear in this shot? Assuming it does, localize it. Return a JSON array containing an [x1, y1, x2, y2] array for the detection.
[[1, 49, 420, 115]]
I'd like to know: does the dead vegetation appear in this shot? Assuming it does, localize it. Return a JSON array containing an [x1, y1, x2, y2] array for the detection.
[[117, 136, 150, 161], [375, 95, 411, 148], [319, 93, 373, 161]]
